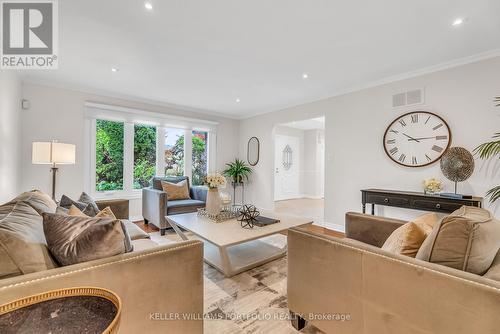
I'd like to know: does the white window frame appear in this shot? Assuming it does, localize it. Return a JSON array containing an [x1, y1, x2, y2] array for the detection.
[[84, 102, 218, 200]]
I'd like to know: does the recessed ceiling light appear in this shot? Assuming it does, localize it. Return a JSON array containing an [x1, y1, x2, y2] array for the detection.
[[452, 18, 464, 26], [236, 98, 241, 103], [111, 67, 118, 72], [144, 2, 153, 10], [302, 73, 309, 79]]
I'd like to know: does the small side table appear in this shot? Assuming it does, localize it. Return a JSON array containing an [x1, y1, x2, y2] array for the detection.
[[0, 287, 121, 334]]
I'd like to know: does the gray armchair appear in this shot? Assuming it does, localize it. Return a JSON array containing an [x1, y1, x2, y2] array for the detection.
[[142, 176, 207, 235]]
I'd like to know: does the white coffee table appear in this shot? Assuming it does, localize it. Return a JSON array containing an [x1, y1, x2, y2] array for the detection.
[[166, 211, 312, 277]]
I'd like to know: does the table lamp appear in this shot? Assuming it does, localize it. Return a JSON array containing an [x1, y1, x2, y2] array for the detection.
[[32, 141, 76, 200]]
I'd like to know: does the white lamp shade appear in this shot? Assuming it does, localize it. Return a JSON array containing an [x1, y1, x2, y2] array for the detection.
[[32, 142, 76, 165]]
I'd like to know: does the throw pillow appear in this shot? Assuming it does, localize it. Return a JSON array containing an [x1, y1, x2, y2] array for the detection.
[[381, 222, 427, 258], [412, 212, 440, 235], [78, 192, 100, 216], [43, 213, 133, 266], [416, 206, 500, 275], [161, 179, 190, 201], [10, 190, 57, 214], [484, 250, 500, 282], [59, 195, 96, 216], [68, 205, 117, 219]]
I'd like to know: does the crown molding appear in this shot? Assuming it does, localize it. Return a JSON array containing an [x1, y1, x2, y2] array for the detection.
[[240, 48, 500, 119]]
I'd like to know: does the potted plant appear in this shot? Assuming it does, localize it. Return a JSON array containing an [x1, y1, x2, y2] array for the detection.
[[474, 96, 499, 203], [223, 159, 253, 184]]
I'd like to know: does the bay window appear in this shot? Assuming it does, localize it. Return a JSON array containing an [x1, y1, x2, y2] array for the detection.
[[85, 103, 216, 199]]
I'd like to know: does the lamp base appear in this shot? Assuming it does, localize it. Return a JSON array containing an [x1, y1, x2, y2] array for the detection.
[[51, 166, 58, 201]]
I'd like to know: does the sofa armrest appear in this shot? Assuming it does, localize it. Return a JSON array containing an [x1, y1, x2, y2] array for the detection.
[[142, 187, 167, 229], [190, 186, 207, 202], [96, 199, 129, 219], [0, 241, 203, 334], [287, 228, 500, 334], [345, 212, 406, 247]]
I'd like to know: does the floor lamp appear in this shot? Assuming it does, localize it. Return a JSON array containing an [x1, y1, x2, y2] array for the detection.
[[32, 141, 76, 200]]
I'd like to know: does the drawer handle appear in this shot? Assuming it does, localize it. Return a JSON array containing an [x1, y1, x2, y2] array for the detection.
[[436, 203, 441, 209], [384, 198, 389, 203]]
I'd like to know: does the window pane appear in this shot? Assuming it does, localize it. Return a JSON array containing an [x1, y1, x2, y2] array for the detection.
[[134, 124, 157, 189], [165, 128, 184, 176], [192, 130, 208, 186], [96, 120, 124, 191]]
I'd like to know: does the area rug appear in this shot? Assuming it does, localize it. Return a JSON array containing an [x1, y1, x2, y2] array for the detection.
[[149, 230, 324, 334]]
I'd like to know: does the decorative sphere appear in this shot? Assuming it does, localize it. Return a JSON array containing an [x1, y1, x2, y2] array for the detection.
[[440, 147, 474, 182], [237, 205, 260, 229]]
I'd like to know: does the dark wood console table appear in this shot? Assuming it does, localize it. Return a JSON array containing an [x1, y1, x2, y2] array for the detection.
[[361, 189, 483, 215]]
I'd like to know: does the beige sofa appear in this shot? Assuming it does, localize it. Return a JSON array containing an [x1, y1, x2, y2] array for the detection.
[[0, 191, 203, 334], [287, 212, 500, 334]]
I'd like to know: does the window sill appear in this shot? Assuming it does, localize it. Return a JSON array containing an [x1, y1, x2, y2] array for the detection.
[[92, 191, 142, 201]]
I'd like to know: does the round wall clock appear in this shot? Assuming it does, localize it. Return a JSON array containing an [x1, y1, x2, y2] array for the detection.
[[383, 111, 451, 167]]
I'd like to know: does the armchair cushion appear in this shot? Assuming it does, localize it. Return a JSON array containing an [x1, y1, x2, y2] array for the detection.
[[152, 176, 189, 191], [167, 199, 205, 215]]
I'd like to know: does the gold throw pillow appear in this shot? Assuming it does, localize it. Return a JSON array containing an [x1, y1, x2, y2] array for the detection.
[[68, 204, 116, 219], [382, 222, 427, 258], [161, 180, 190, 201], [412, 212, 439, 236]]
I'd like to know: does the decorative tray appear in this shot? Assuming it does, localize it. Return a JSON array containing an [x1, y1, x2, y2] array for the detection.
[[197, 206, 241, 223]]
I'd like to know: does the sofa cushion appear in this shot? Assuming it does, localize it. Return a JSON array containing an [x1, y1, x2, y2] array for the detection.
[[0, 202, 57, 278], [161, 179, 190, 201], [43, 213, 133, 266], [122, 220, 150, 240], [132, 238, 159, 252], [381, 222, 427, 258], [416, 206, 500, 275], [167, 199, 205, 215], [151, 176, 189, 191], [10, 190, 57, 215]]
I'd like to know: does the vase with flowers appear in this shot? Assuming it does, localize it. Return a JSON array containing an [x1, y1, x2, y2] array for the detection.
[[423, 178, 443, 195], [205, 173, 227, 215]]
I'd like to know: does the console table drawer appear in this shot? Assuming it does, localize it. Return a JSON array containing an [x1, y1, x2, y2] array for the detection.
[[366, 194, 409, 207], [412, 199, 465, 213]]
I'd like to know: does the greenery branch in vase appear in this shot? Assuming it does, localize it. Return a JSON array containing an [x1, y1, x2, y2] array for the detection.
[[473, 96, 500, 203]]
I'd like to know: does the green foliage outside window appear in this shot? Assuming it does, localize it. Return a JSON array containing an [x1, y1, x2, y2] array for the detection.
[[134, 124, 156, 189], [96, 120, 124, 191]]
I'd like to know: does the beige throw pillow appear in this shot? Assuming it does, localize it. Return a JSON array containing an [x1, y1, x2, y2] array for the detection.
[[43, 213, 133, 266], [382, 222, 427, 258], [68, 204, 116, 219], [161, 180, 190, 200], [416, 206, 500, 275]]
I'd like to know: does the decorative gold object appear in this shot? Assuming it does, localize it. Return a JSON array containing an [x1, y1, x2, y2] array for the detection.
[[198, 206, 240, 223], [440, 147, 475, 194], [0, 287, 121, 334]]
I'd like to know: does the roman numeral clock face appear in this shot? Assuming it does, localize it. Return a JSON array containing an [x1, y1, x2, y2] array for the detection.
[[383, 112, 451, 167]]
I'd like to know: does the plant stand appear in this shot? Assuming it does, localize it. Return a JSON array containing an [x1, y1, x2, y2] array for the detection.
[[232, 182, 245, 205]]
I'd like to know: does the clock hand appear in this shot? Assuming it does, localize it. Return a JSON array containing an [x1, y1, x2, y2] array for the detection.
[[407, 136, 436, 141], [402, 133, 421, 143]]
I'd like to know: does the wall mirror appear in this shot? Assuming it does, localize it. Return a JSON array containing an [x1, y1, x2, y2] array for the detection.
[[247, 137, 260, 166]]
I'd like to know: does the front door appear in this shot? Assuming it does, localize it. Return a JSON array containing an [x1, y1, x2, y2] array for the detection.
[[274, 134, 300, 201]]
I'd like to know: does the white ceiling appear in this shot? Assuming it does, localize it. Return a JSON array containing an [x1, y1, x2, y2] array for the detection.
[[281, 117, 325, 130], [22, 0, 500, 118]]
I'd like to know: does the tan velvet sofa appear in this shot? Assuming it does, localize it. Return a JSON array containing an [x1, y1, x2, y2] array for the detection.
[[287, 212, 500, 334], [0, 191, 204, 334]]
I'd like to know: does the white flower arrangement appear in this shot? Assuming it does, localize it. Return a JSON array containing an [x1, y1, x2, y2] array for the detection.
[[205, 173, 227, 189], [423, 178, 443, 194]]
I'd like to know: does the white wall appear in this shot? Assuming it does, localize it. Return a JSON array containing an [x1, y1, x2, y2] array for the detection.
[[20, 83, 239, 218], [240, 56, 500, 229], [302, 129, 324, 198], [0, 72, 22, 203]]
